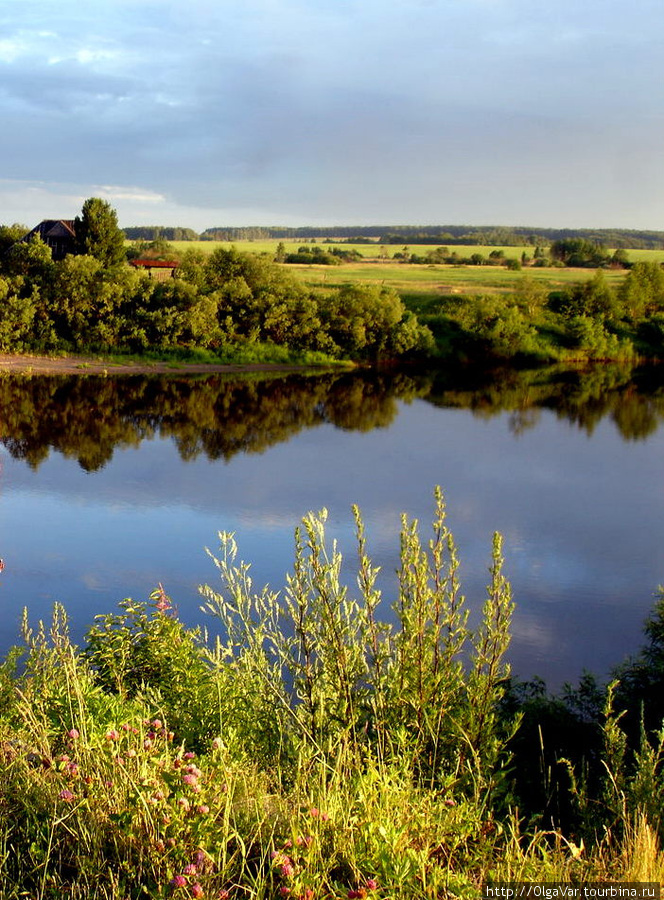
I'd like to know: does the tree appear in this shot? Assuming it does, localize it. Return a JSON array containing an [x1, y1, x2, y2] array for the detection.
[[549, 238, 609, 268], [74, 198, 126, 268], [2, 234, 54, 280], [618, 261, 664, 320], [0, 223, 29, 257]]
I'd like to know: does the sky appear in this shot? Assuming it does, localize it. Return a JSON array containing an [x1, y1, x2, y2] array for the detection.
[[1, 0, 664, 232]]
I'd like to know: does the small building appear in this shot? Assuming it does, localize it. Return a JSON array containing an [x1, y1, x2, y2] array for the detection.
[[22, 220, 77, 261], [129, 258, 179, 281]]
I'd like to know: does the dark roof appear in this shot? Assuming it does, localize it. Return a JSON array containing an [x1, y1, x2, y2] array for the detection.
[[25, 220, 76, 241]]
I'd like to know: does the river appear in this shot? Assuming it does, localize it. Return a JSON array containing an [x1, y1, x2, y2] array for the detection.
[[1, 363, 663, 690]]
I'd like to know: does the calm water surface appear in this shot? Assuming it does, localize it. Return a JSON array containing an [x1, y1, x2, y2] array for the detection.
[[2, 365, 664, 689]]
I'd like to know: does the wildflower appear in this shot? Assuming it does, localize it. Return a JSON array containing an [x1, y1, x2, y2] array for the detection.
[[68, 728, 80, 740], [302, 890, 315, 900], [320, 812, 329, 822], [184, 751, 196, 760], [183, 863, 198, 876], [444, 796, 456, 807], [144, 739, 153, 750], [170, 874, 187, 889], [167, 731, 175, 741], [211, 737, 222, 751], [125, 748, 137, 758], [218, 892, 230, 900], [153, 583, 172, 613], [59, 789, 75, 802], [186, 764, 202, 778], [155, 840, 166, 853], [183, 773, 199, 787], [196, 804, 210, 815], [366, 880, 378, 891], [279, 889, 291, 897], [309, 807, 319, 818], [178, 797, 191, 811], [152, 719, 163, 730], [281, 862, 295, 878], [194, 850, 207, 866], [105, 729, 120, 741], [191, 884, 204, 899]]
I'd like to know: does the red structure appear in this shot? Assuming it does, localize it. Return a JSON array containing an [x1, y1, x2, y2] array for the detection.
[[129, 259, 179, 279]]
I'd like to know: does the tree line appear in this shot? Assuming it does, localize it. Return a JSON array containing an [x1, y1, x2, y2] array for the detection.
[[118, 223, 664, 250], [201, 224, 664, 249]]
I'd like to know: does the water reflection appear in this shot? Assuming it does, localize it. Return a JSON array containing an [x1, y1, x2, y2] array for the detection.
[[2, 364, 664, 472], [2, 362, 664, 688], [0, 370, 427, 471], [423, 364, 664, 441]]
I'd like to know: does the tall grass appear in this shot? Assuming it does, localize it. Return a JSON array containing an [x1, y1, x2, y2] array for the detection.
[[0, 492, 661, 898]]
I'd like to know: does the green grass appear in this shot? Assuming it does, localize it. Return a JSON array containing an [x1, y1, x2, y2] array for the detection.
[[288, 261, 630, 303], [156, 239, 664, 264], [100, 343, 349, 369], [125, 239, 660, 308]]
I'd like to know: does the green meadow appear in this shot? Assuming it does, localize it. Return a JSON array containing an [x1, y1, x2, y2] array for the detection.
[[288, 260, 629, 300], [150, 240, 637, 303], [164, 239, 664, 264], [153, 240, 664, 305]]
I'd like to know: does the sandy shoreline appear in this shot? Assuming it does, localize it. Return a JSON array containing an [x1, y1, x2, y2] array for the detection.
[[0, 353, 342, 376]]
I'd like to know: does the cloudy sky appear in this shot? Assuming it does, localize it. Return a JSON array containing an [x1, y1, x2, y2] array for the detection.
[[1, 0, 663, 232]]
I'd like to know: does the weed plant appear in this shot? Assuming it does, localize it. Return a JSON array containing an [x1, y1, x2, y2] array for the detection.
[[0, 492, 663, 898]]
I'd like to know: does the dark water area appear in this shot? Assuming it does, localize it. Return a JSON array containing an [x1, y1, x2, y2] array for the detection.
[[2, 363, 664, 690]]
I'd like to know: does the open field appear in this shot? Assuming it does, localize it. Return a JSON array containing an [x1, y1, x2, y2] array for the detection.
[[158, 239, 664, 263], [122, 238, 664, 306], [287, 260, 630, 301]]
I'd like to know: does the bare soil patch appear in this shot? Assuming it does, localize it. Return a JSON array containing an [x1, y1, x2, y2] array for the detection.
[[0, 354, 335, 376]]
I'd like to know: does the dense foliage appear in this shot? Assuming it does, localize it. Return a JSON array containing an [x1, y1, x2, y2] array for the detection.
[[0, 234, 433, 361], [0, 493, 663, 898], [407, 263, 664, 364]]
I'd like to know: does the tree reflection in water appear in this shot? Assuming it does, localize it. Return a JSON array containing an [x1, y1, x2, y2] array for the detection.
[[1, 362, 664, 472]]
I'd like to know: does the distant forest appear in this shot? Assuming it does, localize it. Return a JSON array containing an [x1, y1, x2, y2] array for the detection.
[[123, 224, 664, 249]]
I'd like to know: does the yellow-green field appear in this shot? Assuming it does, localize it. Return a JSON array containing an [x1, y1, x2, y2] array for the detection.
[[158, 239, 664, 263], [125, 239, 663, 301], [288, 261, 629, 299]]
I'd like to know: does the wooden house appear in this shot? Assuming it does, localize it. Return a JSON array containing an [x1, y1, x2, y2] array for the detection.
[[21, 220, 77, 260]]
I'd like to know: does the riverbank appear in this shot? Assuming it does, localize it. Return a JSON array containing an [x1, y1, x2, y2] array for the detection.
[[0, 352, 351, 376]]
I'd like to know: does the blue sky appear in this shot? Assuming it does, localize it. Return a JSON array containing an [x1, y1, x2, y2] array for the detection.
[[1, 0, 663, 231]]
